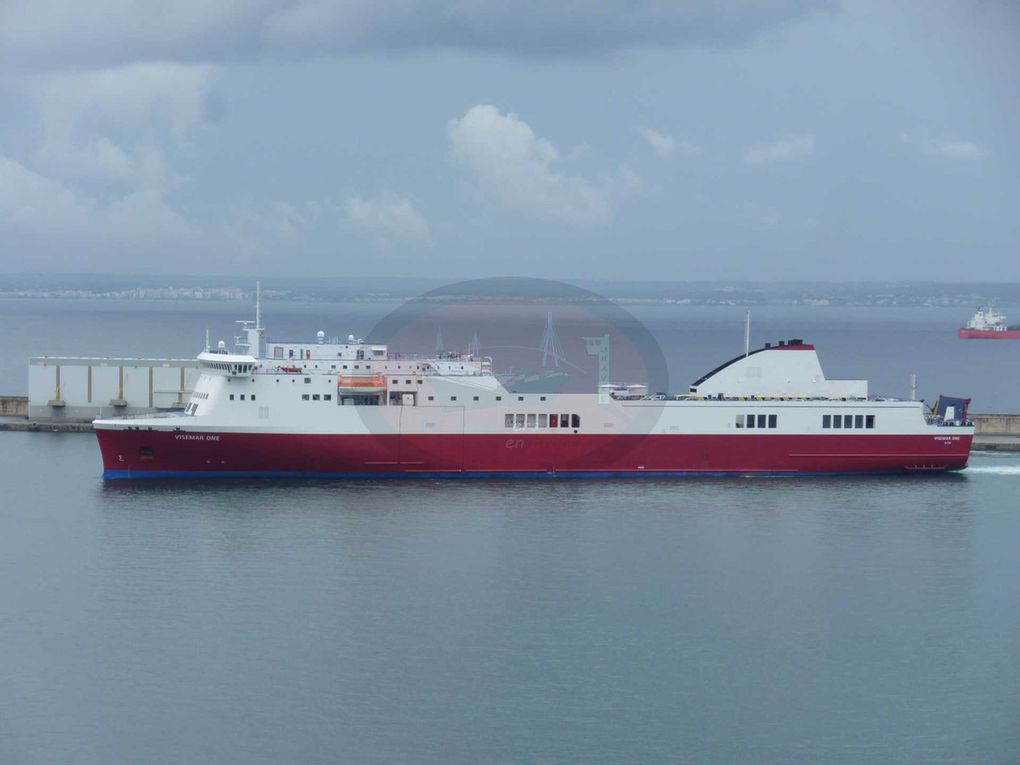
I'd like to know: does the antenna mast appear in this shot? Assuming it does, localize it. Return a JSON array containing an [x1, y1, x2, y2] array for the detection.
[[744, 311, 751, 357]]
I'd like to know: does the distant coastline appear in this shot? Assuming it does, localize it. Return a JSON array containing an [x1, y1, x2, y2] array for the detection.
[[1, 276, 1019, 308]]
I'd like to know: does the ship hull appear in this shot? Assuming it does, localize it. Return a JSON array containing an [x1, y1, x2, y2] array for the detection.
[[957, 328, 1020, 339], [96, 429, 972, 479]]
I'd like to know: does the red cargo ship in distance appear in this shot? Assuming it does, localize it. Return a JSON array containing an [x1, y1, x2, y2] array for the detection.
[[94, 316, 974, 479], [958, 307, 1020, 339]]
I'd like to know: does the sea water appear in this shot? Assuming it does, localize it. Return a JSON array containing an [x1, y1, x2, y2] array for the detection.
[[1, 299, 1019, 763]]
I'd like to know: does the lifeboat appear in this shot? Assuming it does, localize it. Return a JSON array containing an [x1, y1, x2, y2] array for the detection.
[[337, 373, 387, 394]]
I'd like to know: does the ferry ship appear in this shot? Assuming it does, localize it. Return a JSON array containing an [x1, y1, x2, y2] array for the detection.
[[958, 307, 1020, 339], [94, 317, 973, 478]]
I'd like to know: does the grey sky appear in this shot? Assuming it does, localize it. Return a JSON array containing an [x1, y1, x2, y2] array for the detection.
[[0, 0, 1017, 280]]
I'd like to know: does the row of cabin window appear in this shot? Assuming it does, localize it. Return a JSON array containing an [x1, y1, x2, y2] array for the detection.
[[301, 393, 333, 401], [228, 394, 255, 401], [823, 414, 875, 429], [735, 414, 778, 429], [505, 413, 581, 429]]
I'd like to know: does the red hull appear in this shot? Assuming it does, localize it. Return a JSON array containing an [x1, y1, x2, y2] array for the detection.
[[96, 429, 972, 478], [957, 328, 1020, 339]]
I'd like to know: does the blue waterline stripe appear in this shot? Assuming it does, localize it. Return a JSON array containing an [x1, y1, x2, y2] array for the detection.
[[103, 467, 965, 480]]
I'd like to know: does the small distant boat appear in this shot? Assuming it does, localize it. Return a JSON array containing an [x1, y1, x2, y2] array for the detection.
[[957, 307, 1020, 339]]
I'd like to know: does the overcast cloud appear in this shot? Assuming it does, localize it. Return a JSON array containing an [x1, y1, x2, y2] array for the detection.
[[0, 0, 1017, 280]]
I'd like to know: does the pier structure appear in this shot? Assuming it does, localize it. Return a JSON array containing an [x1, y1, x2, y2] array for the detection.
[[27, 357, 199, 421]]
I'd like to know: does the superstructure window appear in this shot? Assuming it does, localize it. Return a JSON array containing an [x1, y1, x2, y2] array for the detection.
[[450, 396, 457, 402], [746, 414, 756, 429], [229, 394, 235, 401], [515, 414, 525, 429], [560, 414, 569, 428], [757, 414, 767, 429], [866, 415, 875, 429], [855, 415, 864, 429], [736, 415, 745, 429], [323, 394, 332, 401], [505, 414, 514, 428], [549, 415, 558, 428], [823, 415, 831, 429], [518, 396, 524, 402], [240, 394, 245, 401], [571, 414, 581, 428], [768, 414, 777, 429], [844, 415, 853, 429], [304, 378, 311, 384], [312, 394, 320, 400], [539, 414, 548, 428], [833, 415, 842, 429], [527, 414, 536, 428], [302, 394, 309, 401]]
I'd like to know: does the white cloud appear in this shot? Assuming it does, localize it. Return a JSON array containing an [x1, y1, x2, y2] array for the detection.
[[0, 154, 92, 231], [638, 127, 675, 158], [744, 134, 815, 164], [29, 63, 214, 192], [346, 193, 432, 247], [448, 104, 611, 224], [0, 153, 192, 267], [899, 131, 988, 160], [637, 127, 700, 159]]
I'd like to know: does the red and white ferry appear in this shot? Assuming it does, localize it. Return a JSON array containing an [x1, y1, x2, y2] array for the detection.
[[94, 319, 973, 478]]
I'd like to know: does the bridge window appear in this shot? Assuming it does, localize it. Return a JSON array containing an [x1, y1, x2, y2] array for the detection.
[[866, 415, 875, 429], [823, 414, 831, 428]]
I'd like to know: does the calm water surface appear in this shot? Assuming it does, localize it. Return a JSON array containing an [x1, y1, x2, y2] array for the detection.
[[2, 299, 1019, 763], [2, 432, 1019, 764]]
